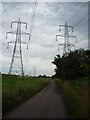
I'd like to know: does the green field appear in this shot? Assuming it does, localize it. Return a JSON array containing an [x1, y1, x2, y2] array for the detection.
[[2, 74, 50, 116], [0, 73, 2, 119], [55, 78, 89, 118]]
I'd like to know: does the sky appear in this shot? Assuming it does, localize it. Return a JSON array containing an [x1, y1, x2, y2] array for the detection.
[[0, 1, 89, 76]]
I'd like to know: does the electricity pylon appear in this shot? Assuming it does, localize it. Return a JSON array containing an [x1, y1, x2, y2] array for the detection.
[[6, 18, 30, 76], [33, 66, 36, 77], [56, 21, 77, 56]]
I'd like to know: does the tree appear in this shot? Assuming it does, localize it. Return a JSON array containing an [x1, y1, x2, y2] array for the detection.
[[52, 49, 90, 80]]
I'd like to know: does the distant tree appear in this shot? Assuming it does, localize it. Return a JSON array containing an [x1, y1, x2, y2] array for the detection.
[[38, 75, 49, 78]]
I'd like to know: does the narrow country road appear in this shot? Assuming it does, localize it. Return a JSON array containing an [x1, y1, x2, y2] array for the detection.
[[5, 80, 68, 118]]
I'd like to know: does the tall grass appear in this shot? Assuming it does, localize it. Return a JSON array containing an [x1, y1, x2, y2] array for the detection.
[[2, 74, 50, 116], [55, 78, 88, 118], [0, 73, 2, 119]]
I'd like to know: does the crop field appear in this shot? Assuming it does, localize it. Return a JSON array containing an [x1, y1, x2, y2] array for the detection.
[[2, 74, 50, 116], [55, 78, 89, 118]]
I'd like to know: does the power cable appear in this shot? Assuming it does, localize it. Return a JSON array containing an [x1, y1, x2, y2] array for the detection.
[[68, 3, 88, 24], [28, 0, 37, 45]]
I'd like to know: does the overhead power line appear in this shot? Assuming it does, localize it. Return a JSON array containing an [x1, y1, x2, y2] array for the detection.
[[3, 3, 14, 23], [28, 0, 37, 45], [68, 3, 88, 24]]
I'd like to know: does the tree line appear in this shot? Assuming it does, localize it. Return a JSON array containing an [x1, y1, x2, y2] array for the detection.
[[52, 49, 90, 80]]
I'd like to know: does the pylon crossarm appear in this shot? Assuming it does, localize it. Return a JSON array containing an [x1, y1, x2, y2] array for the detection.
[[58, 43, 64, 46], [11, 21, 18, 24], [7, 41, 15, 49], [11, 20, 27, 29], [11, 21, 19, 28], [21, 32, 30, 40], [6, 32, 16, 39], [21, 22, 27, 29], [7, 31, 16, 34], [59, 25, 65, 31], [69, 35, 77, 39], [21, 42, 28, 49], [69, 35, 77, 42], [68, 26, 73, 32], [21, 21, 27, 24], [56, 35, 64, 41], [68, 25, 73, 28], [21, 32, 30, 36]]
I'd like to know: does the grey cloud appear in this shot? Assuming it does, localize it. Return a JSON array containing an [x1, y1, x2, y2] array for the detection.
[[1, 2, 88, 76]]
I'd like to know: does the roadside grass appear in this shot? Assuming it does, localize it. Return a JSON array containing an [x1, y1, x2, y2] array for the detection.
[[0, 73, 2, 119], [2, 74, 50, 116], [55, 78, 88, 118]]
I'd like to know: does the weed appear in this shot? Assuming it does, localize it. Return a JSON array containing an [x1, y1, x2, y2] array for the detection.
[[55, 78, 88, 118], [2, 74, 50, 116]]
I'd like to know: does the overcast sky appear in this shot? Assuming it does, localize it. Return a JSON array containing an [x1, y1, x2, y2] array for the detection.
[[0, 1, 88, 76]]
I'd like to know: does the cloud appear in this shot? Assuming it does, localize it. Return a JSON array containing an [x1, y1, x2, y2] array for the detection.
[[0, 0, 89, 2], [1, 2, 88, 76]]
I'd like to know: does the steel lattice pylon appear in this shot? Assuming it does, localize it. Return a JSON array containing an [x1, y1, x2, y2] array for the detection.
[[56, 22, 77, 56], [6, 18, 30, 76]]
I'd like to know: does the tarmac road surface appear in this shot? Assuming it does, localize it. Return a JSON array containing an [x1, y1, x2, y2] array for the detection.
[[5, 79, 68, 118]]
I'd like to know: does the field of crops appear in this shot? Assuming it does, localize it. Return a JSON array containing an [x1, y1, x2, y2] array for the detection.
[[55, 78, 88, 118], [2, 74, 50, 116]]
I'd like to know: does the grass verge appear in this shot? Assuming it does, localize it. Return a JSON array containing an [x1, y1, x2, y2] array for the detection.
[[2, 74, 50, 116], [55, 78, 89, 118]]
